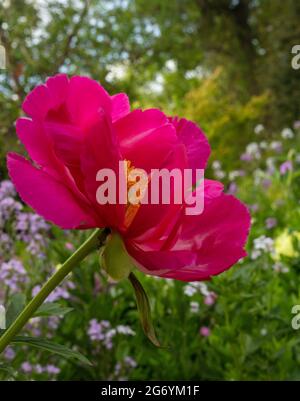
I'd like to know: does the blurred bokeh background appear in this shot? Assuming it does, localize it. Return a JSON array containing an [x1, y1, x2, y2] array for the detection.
[[1, 0, 300, 380]]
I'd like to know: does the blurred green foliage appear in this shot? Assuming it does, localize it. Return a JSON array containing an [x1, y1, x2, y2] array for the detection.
[[1, 0, 300, 381], [0, 0, 300, 173]]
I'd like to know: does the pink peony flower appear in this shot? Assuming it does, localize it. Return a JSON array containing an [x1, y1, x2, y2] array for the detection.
[[7, 74, 250, 282]]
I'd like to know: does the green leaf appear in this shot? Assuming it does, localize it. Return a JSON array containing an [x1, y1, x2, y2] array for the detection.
[[128, 272, 160, 347], [6, 294, 26, 327], [12, 336, 92, 366], [34, 302, 73, 318], [0, 363, 15, 378]]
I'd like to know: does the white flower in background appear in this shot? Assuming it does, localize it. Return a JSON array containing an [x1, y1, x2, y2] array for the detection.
[[281, 128, 294, 139], [260, 328, 268, 336], [215, 170, 226, 179], [246, 142, 261, 159], [184, 282, 211, 297], [184, 285, 197, 297], [253, 169, 264, 185], [259, 141, 268, 149], [253, 235, 274, 253], [116, 325, 136, 336], [295, 154, 300, 164], [212, 160, 221, 170], [190, 301, 200, 314], [273, 262, 289, 273], [266, 157, 276, 173], [0, 305, 6, 329], [212, 160, 226, 179], [246, 142, 259, 154], [270, 141, 282, 152], [293, 121, 300, 129], [254, 124, 264, 135], [229, 170, 242, 181], [196, 282, 210, 296], [251, 249, 262, 260]]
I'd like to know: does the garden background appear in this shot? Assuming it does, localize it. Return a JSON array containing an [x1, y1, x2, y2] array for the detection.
[[1, 0, 300, 380]]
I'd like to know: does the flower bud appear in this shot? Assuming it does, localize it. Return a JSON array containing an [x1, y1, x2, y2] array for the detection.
[[101, 232, 135, 281]]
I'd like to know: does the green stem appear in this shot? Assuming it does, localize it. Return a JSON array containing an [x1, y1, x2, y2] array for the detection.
[[0, 228, 105, 354]]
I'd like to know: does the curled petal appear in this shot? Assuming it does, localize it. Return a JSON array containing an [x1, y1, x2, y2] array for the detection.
[[7, 153, 99, 229]]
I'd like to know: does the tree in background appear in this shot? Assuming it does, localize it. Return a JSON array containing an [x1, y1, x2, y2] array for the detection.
[[0, 0, 299, 175]]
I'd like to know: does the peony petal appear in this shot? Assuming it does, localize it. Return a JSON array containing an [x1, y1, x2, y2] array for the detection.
[[67, 76, 111, 126], [126, 192, 250, 282], [125, 144, 188, 240], [44, 121, 83, 167], [22, 74, 70, 121], [16, 117, 58, 171], [170, 117, 211, 170], [80, 111, 125, 229], [162, 193, 250, 281], [7, 153, 99, 229], [125, 241, 196, 276], [45, 74, 69, 109], [16, 117, 90, 203], [115, 109, 179, 172], [111, 93, 130, 122], [22, 84, 52, 120]]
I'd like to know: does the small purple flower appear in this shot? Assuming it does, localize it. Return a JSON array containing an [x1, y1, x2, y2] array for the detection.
[[4, 347, 15, 361], [65, 242, 75, 251], [0, 180, 16, 200], [21, 362, 32, 373], [46, 365, 60, 375], [124, 356, 137, 369], [249, 203, 259, 213], [227, 182, 237, 195], [262, 179, 272, 189], [199, 326, 211, 337], [280, 161, 293, 175], [204, 292, 217, 306], [240, 153, 253, 162], [0, 259, 28, 293], [265, 217, 277, 229], [270, 141, 283, 153]]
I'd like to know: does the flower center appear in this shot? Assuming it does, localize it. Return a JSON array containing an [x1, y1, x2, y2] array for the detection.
[[124, 160, 148, 229]]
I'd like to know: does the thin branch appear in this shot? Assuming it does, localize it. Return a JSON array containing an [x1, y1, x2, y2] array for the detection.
[[53, 0, 90, 72]]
